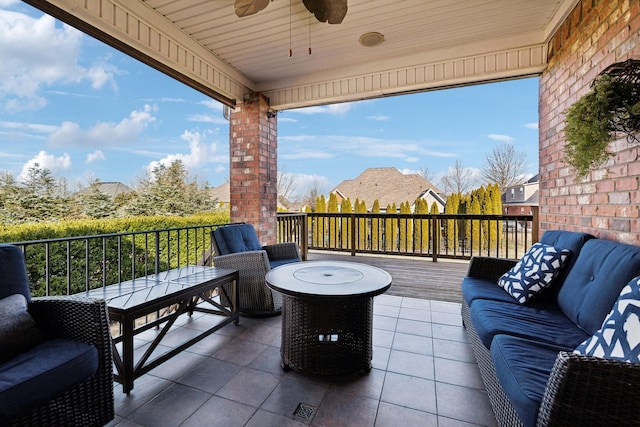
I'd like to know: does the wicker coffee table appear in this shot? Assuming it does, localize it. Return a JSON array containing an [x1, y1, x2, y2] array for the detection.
[[265, 261, 391, 376]]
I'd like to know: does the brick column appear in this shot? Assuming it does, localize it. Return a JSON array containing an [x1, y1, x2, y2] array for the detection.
[[229, 93, 277, 244]]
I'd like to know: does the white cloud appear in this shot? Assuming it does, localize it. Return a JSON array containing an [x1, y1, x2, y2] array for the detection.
[[278, 117, 298, 123], [285, 173, 331, 200], [405, 157, 420, 163], [367, 114, 390, 121], [146, 130, 227, 174], [187, 113, 227, 125], [0, 10, 118, 111], [86, 150, 105, 163], [525, 122, 538, 129], [280, 150, 334, 160], [48, 105, 156, 147], [487, 134, 515, 143], [18, 150, 71, 182]]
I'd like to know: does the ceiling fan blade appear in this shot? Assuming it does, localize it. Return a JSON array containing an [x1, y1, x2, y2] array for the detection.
[[303, 0, 348, 24], [234, 0, 271, 18]]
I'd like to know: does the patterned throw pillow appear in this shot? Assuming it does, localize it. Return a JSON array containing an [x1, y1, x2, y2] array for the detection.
[[574, 277, 640, 363], [497, 242, 570, 303]]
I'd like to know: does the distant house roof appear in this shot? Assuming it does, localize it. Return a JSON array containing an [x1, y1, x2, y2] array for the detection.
[[331, 167, 442, 209], [210, 181, 230, 204], [76, 182, 134, 200]]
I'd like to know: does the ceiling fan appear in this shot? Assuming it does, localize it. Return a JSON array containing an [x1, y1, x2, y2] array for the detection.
[[234, 0, 348, 24]]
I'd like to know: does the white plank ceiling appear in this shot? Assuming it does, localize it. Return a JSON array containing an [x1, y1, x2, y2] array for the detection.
[[25, 0, 578, 109]]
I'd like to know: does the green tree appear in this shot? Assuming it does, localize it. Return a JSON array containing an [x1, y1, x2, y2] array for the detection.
[[77, 180, 116, 219], [14, 164, 71, 223], [314, 195, 327, 247], [444, 192, 460, 251], [371, 199, 381, 251], [355, 199, 367, 250], [385, 203, 397, 251], [399, 201, 412, 253], [327, 193, 339, 247], [340, 197, 352, 249]]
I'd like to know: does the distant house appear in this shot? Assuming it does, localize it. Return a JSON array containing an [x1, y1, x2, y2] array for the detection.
[[210, 182, 230, 208], [331, 167, 445, 212], [502, 174, 539, 215], [76, 181, 134, 201]]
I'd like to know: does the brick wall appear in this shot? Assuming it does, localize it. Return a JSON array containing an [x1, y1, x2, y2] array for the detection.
[[539, 0, 640, 244], [229, 93, 278, 244]]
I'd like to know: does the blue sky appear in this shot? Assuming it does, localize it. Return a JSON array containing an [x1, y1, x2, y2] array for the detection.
[[0, 1, 539, 199]]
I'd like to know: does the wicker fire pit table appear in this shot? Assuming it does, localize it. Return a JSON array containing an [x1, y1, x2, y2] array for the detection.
[[265, 261, 392, 376]]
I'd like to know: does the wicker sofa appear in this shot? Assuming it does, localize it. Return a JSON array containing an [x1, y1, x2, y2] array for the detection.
[[0, 245, 114, 426], [461, 230, 640, 427]]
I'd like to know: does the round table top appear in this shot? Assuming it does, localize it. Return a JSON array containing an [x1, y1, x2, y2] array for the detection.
[[265, 261, 392, 298]]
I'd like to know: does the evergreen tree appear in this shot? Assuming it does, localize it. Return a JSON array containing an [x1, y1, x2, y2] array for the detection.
[[355, 199, 367, 250], [399, 201, 412, 253], [371, 199, 381, 251], [327, 193, 339, 247], [340, 198, 352, 249], [314, 195, 327, 247], [77, 180, 116, 219], [444, 192, 460, 252]]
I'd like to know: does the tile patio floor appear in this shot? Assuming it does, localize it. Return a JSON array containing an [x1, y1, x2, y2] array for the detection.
[[106, 294, 497, 427]]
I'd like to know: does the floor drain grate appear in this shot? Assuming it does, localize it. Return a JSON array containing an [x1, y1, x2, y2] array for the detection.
[[293, 402, 316, 420]]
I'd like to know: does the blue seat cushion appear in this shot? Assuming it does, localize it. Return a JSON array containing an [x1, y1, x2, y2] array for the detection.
[[557, 239, 640, 335], [469, 299, 590, 349], [0, 338, 98, 421], [213, 224, 262, 255], [491, 334, 570, 427], [269, 258, 300, 269], [462, 277, 523, 306]]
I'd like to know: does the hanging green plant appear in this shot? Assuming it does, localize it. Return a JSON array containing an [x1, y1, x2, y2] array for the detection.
[[564, 59, 640, 179]]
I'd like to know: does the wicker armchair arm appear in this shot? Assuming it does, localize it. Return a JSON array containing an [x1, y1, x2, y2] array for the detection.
[[213, 250, 270, 275], [263, 242, 301, 261], [537, 351, 640, 427], [466, 256, 518, 282]]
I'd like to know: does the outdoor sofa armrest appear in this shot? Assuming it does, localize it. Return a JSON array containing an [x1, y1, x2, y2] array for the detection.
[[263, 242, 301, 261], [537, 351, 640, 427], [466, 256, 518, 282]]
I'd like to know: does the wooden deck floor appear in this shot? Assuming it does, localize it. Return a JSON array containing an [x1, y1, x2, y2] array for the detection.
[[306, 250, 469, 303]]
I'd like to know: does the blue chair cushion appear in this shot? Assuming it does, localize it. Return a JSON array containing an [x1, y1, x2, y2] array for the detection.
[[213, 224, 263, 255], [574, 276, 640, 362], [0, 338, 98, 421], [469, 299, 590, 349], [268, 258, 300, 269], [557, 239, 640, 335], [491, 334, 571, 427], [0, 245, 31, 302], [497, 243, 570, 303]]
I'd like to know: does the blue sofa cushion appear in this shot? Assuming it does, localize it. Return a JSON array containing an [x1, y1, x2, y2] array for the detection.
[[575, 276, 640, 362], [491, 334, 571, 427], [557, 239, 640, 335], [0, 294, 43, 362], [213, 224, 262, 255], [498, 243, 570, 303], [463, 276, 520, 306], [469, 299, 590, 349], [0, 338, 98, 421]]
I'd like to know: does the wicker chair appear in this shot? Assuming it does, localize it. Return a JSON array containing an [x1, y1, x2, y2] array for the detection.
[[0, 245, 114, 426], [211, 223, 301, 316]]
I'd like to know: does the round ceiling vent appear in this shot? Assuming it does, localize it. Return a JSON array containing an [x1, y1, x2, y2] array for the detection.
[[359, 32, 384, 47]]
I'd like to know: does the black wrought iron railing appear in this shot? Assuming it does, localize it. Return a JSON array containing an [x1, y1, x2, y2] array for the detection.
[[5, 212, 536, 297]]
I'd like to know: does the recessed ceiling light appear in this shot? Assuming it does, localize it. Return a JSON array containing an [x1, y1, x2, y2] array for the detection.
[[359, 32, 384, 47]]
